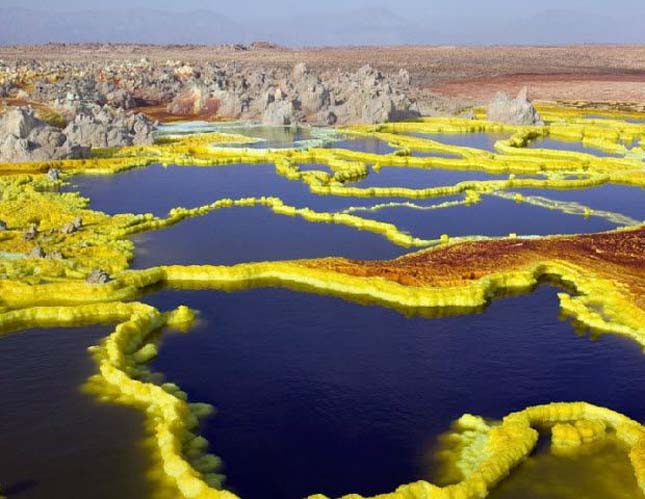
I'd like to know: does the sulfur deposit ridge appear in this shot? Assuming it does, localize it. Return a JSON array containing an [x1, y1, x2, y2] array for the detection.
[[0, 106, 644, 499]]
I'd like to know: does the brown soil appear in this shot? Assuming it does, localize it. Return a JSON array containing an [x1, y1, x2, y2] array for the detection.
[[300, 228, 645, 307], [136, 104, 227, 123], [433, 73, 645, 104]]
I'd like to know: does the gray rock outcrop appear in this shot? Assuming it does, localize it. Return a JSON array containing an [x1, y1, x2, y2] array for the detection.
[[5, 58, 432, 129], [487, 87, 544, 126], [291, 63, 331, 117], [0, 108, 89, 163], [86, 268, 111, 284], [28, 245, 46, 259], [0, 105, 154, 163], [61, 217, 82, 234], [262, 99, 298, 126], [311, 64, 420, 125], [165, 62, 419, 125], [63, 105, 156, 148], [47, 168, 61, 181]]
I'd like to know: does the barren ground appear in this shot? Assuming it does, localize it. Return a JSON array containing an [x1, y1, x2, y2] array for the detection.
[[2, 44, 645, 103]]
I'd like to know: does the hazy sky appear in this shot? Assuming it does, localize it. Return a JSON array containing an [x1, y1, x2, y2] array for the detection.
[[5, 0, 645, 17], [2, 0, 644, 45]]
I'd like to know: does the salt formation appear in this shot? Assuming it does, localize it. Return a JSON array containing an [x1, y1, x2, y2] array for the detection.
[[62, 105, 156, 148], [3, 57, 421, 126], [487, 87, 544, 125], [0, 105, 156, 162], [0, 107, 88, 162], [166, 63, 420, 125]]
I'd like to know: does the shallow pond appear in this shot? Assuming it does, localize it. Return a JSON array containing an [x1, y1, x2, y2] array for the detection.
[[64, 135, 642, 267], [145, 285, 645, 499], [584, 114, 645, 124], [130, 192, 621, 269], [67, 163, 421, 216], [348, 165, 506, 189], [355, 196, 616, 240], [327, 137, 397, 154], [515, 184, 645, 221], [131, 206, 406, 268], [158, 123, 329, 150], [219, 127, 314, 150], [0, 326, 151, 499], [526, 137, 624, 157], [407, 132, 509, 152], [67, 164, 307, 217]]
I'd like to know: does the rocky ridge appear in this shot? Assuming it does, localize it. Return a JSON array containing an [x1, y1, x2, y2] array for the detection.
[[166, 62, 420, 125], [0, 56, 474, 163], [2, 58, 422, 126]]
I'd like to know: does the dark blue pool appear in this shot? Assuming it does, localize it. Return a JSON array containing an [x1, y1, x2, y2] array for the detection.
[[146, 285, 645, 499]]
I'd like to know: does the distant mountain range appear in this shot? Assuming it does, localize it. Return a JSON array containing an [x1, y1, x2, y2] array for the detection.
[[493, 9, 645, 45], [0, 7, 643, 46], [0, 8, 261, 45], [267, 6, 431, 46]]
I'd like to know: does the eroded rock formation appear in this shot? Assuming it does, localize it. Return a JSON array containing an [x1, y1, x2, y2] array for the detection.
[[63, 105, 156, 148], [0, 104, 156, 162], [2, 57, 422, 127], [164, 62, 420, 125], [0, 107, 88, 162], [487, 87, 544, 125]]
